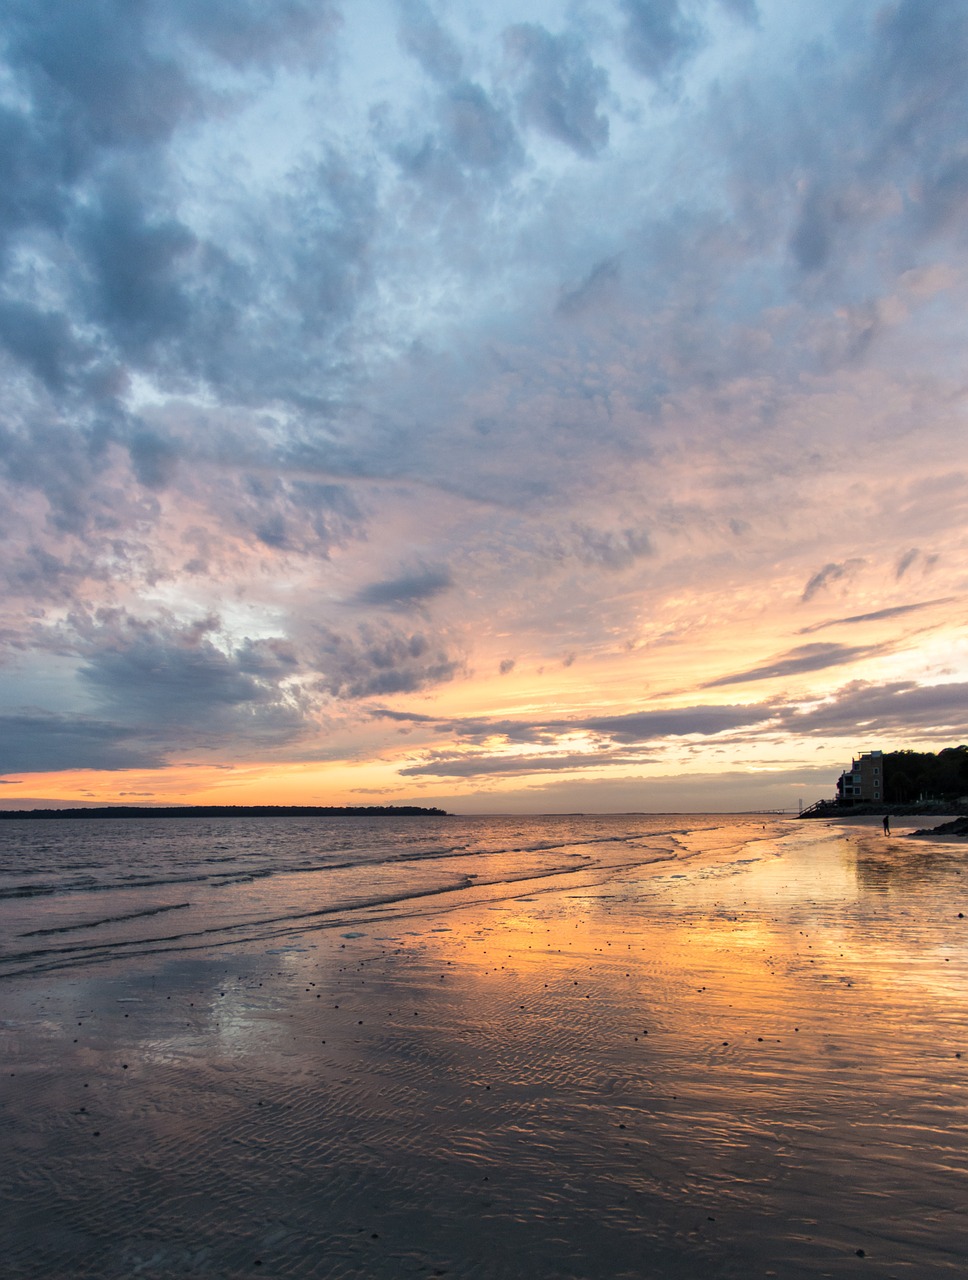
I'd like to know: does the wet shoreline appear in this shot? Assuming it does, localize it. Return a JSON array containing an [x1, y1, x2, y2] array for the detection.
[[2, 816, 966, 1278]]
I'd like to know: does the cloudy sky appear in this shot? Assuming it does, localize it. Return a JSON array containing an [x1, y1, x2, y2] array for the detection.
[[1, 0, 966, 812]]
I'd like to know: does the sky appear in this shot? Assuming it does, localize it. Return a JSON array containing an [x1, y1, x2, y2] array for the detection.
[[0, 0, 966, 813]]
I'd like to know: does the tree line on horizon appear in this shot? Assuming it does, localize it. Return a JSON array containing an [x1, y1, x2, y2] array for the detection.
[[0, 804, 449, 820], [880, 746, 968, 803]]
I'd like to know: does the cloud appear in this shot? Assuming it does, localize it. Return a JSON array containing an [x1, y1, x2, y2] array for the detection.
[[570, 523, 653, 569], [557, 257, 621, 315], [0, 301, 80, 391], [4, 0, 201, 152], [383, 701, 776, 747], [77, 177, 197, 356], [399, 747, 648, 778], [619, 0, 704, 83], [893, 548, 938, 580], [790, 186, 834, 274], [443, 82, 521, 172], [0, 710, 164, 773], [783, 680, 968, 738], [801, 560, 866, 603], [798, 599, 953, 634], [128, 429, 180, 490], [68, 611, 312, 756], [171, 0, 340, 70], [397, 0, 463, 83], [314, 624, 463, 699], [896, 548, 920, 579], [388, 675, 968, 786], [574, 705, 773, 740], [504, 24, 610, 157], [353, 566, 453, 610], [701, 642, 885, 689]]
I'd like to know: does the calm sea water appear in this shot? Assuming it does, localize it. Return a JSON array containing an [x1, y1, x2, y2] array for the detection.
[[0, 812, 762, 979]]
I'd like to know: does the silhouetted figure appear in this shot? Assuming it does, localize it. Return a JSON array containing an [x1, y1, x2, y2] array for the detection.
[[883, 815, 891, 836]]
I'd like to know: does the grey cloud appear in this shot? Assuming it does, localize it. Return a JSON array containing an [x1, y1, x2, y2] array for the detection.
[[896, 548, 919, 579], [76, 176, 197, 355], [0, 104, 71, 247], [801, 559, 865, 602], [81, 625, 258, 714], [505, 24, 610, 157], [388, 77, 522, 186], [798, 599, 953, 634], [6, 541, 110, 602], [718, 0, 757, 18], [860, 0, 968, 242], [354, 567, 453, 611], [381, 701, 774, 746], [571, 523, 652, 570], [75, 612, 309, 750], [557, 257, 621, 316], [399, 748, 649, 779], [3, 0, 337, 167], [234, 637, 301, 678], [441, 82, 520, 172], [575, 705, 771, 740], [0, 406, 133, 543], [369, 707, 440, 725], [397, 0, 463, 82], [531, 519, 653, 573], [171, 0, 340, 69], [129, 429, 179, 490], [788, 185, 873, 281], [442, 717, 559, 746], [917, 154, 968, 235], [385, 676, 968, 765], [694, 0, 968, 354], [875, 0, 968, 125], [790, 187, 832, 273], [225, 473, 363, 557], [619, 0, 703, 83], [701, 642, 883, 689], [281, 151, 378, 335], [0, 301, 80, 391], [315, 624, 463, 699], [782, 680, 968, 738], [4, 0, 201, 151], [436, 676, 968, 752], [0, 5, 379, 420], [0, 710, 164, 773]]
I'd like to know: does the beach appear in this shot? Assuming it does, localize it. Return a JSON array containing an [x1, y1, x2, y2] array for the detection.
[[1, 813, 966, 1278]]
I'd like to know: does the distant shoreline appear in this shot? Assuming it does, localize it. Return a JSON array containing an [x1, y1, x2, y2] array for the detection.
[[0, 804, 450, 820]]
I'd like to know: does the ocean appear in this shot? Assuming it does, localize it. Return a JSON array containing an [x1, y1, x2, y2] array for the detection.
[[0, 811, 760, 981], [2, 812, 966, 1278]]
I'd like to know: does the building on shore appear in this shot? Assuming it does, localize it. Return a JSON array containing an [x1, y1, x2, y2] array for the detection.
[[836, 750, 884, 806]]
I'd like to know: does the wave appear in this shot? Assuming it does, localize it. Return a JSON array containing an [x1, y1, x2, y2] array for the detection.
[[0, 814, 779, 980], [19, 901, 192, 937], [0, 848, 684, 979]]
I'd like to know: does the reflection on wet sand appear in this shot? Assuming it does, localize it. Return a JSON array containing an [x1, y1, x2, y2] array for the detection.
[[1, 817, 966, 1278]]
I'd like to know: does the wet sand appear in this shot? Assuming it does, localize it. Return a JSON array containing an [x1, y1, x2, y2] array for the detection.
[[1, 816, 966, 1278]]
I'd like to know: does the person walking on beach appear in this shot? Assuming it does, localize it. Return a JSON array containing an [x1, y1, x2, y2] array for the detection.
[[883, 815, 891, 836]]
